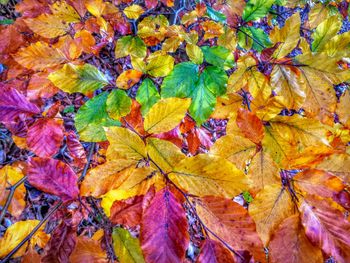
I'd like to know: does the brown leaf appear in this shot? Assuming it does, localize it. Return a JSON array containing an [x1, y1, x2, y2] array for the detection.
[[141, 188, 189, 263], [27, 157, 79, 202], [269, 215, 323, 263], [42, 224, 77, 263], [69, 236, 108, 263], [196, 196, 265, 262], [27, 118, 64, 157]]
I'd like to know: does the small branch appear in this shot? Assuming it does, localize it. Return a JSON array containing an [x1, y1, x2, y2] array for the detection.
[[0, 201, 63, 263], [0, 176, 27, 224], [78, 142, 96, 183]]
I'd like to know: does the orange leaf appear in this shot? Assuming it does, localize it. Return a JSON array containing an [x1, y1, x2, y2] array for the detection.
[[116, 69, 143, 90], [236, 108, 264, 144]]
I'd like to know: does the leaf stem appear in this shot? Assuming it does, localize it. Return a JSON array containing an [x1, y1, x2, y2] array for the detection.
[[0, 201, 63, 263], [78, 142, 96, 183], [0, 176, 27, 224]]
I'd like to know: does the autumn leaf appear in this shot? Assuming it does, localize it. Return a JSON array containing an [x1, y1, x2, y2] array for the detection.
[[249, 184, 294, 245], [0, 166, 26, 217], [0, 86, 40, 122], [269, 215, 323, 263], [300, 195, 350, 262], [48, 63, 109, 95], [146, 54, 174, 77], [116, 69, 143, 89], [196, 196, 265, 262], [27, 118, 64, 157], [170, 154, 249, 197], [0, 220, 48, 258], [141, 188, 189, 263], [113, 227, 145, 263], [115, 35, 147, 59], [124, 4, 144, 20], [14, 41, 67, 71], [69, 236, 108, 263], [144, 98, 191, 134], [196, 239, 235, 263], [27, 157, 79, 202]]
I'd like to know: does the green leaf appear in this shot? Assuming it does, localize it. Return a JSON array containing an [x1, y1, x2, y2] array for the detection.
[[107, 89, 132, 120], [112, 227, 145, 263], [161, 62, 199, 98], [48, 63, 109, 95], [0, 18, 14, 25], [115, 36, 147, 59], [189, 66, 227, 125], [75, 92, 120, 142], [206, 5, 226, 23], [201, 45, 235, 70], [136, 78, 160, 115], [242, 0, 275, 22], [238, 26, 272, 52], [63, 105, 75, 113]]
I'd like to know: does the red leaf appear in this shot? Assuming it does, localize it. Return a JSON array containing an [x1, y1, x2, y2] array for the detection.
[[236, 108, 264, 144], [42, 223, 77, 263], [110, 187, 154, 227], [27, 118, 64, 157], [141, 188, 189, 263], [146, 0, 158, 9], [0, 85, 40, 122], [27, 157, 79, 202], [197, 239, 235, 263], [66, 131, 87, 168]]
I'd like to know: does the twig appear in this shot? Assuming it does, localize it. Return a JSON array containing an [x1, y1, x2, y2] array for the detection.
[[78, 142, 96, 183], [0, 176, 27, 224], [0, 201, 63, 263]]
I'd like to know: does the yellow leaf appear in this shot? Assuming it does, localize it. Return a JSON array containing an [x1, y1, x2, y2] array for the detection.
[[105, 126, 147, 161], [85, 0, 106, 17], [323, 31, 350, 58], [201, 20, 224, 40], [80, 159, 136, 197], [210, 134, 256, 170], [50, 1, 81, 23], [0, 166, 26, 217], [210, 93, 242, 119], [170, 154, 249, 197], [263, 115, 330, 167], [162, 37, 182, 53], [13, 42, 67, 71], [101, 168, 163, 216], [249, 184, 294, 246], [270, 13, 301, 59], [270, 64, 306, 109], [247, 150, 280, 194], [337, 90, 350, 127], [123, 4, 144, 20], [0, 220, 47, 258], [227, 55, 271, 101], [311, 15, 341, 52], [146, 54, 174, 77], [316, 153, 350, 183], [186, 44, 203, 64], [144, 98, 191, 134], [138, 15, 169, 46], [146, 138, 185, 173], [24, 14, 69, 38], [307, 3, 331, 28], [217, 27, 237, 50]]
